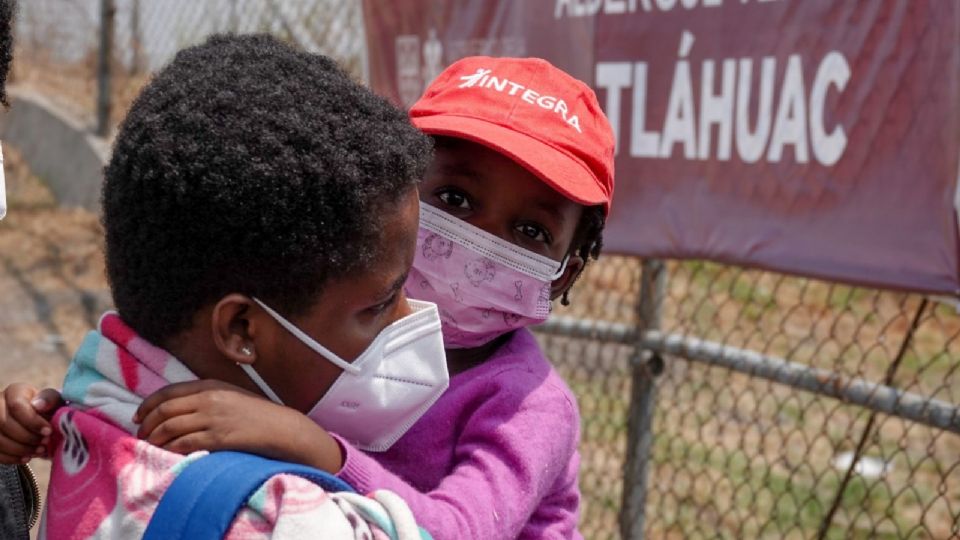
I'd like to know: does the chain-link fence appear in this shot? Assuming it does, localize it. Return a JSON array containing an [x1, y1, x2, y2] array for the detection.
[[542, 259, 960, 539], [640, 264, 960, 540], [10, 2, 960, 539], [14, 0, 365, 134]]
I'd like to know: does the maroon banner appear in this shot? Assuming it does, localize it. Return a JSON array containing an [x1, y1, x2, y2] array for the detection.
[[361, 0, 960, 294]]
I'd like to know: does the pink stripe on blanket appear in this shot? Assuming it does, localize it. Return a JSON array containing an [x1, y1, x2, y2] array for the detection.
[[100, 313, 137, 347], [102, 313, 180, 393], [118, 349, 140, 393]]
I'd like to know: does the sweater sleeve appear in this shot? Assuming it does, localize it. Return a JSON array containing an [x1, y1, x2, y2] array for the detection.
[[335, 371, 581, 540]]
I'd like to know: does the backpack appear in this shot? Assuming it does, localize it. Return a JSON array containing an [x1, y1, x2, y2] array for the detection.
[[143, 451, 354, 540]]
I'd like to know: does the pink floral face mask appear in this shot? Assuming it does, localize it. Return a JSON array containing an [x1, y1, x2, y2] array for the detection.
[[405, 203, 567, 349]]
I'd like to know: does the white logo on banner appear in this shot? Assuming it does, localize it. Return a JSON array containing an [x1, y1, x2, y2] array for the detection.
[[396, 34, 422, 108], [423, 29, 444, 87], [396, 29, 445, 108]]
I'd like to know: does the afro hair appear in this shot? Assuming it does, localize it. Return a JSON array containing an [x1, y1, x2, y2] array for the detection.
[[103, 34, 432, 345]]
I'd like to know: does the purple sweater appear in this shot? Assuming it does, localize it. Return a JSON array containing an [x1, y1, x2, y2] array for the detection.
[[335, 328, 583, 539]]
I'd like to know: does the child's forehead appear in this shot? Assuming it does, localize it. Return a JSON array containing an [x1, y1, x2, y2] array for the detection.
[[432, 137, 558, 186]]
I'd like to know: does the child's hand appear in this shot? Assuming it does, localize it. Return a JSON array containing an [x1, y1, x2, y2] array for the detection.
[[0, 383, 64, 464], [135, 380, 343, 473]]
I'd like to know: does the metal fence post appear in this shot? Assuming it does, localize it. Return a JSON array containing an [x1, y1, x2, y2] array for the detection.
[[620, 259, 667, 540], [129, 0, 144, 75], [229, 0, 239, 33], [96, 0, 115, 137]]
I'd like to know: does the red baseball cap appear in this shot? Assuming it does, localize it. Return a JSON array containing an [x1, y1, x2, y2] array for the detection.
[[410, 56, 615, 214]]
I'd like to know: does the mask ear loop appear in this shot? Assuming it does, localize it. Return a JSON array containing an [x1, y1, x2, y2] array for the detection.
[[238, 363, 285, 405], [549, 254, 571, 282], [252, 298, 362, 375]]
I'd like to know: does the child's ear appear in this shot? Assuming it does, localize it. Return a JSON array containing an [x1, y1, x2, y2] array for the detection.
[[549, 254, 585, 300], [211, 294, 259, 365]]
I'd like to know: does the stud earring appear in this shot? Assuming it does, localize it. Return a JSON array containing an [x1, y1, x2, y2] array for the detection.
[[240, 346, 253, 356]]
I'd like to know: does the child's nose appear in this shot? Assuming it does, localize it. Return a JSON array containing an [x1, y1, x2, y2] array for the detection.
[[465, 212, 512, 244]]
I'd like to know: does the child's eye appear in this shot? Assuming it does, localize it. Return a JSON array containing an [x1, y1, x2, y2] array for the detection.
[[516, 223, 551, 244], [367, 293, 398, 315], [436, 190, 471, 210]]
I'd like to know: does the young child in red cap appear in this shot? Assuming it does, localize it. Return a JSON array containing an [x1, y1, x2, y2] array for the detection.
[[0, 56, 615, 539]]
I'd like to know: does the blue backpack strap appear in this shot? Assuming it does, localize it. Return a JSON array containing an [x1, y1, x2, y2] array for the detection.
[[143, 451, 355, 540]]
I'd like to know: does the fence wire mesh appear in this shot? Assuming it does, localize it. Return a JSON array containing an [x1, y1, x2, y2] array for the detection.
[[646, 262, 960, 540], [8, 2, 960, 539], [14, 0, 364, 130], [540, 258, 960, 539], [540, 256, 642, 539]]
